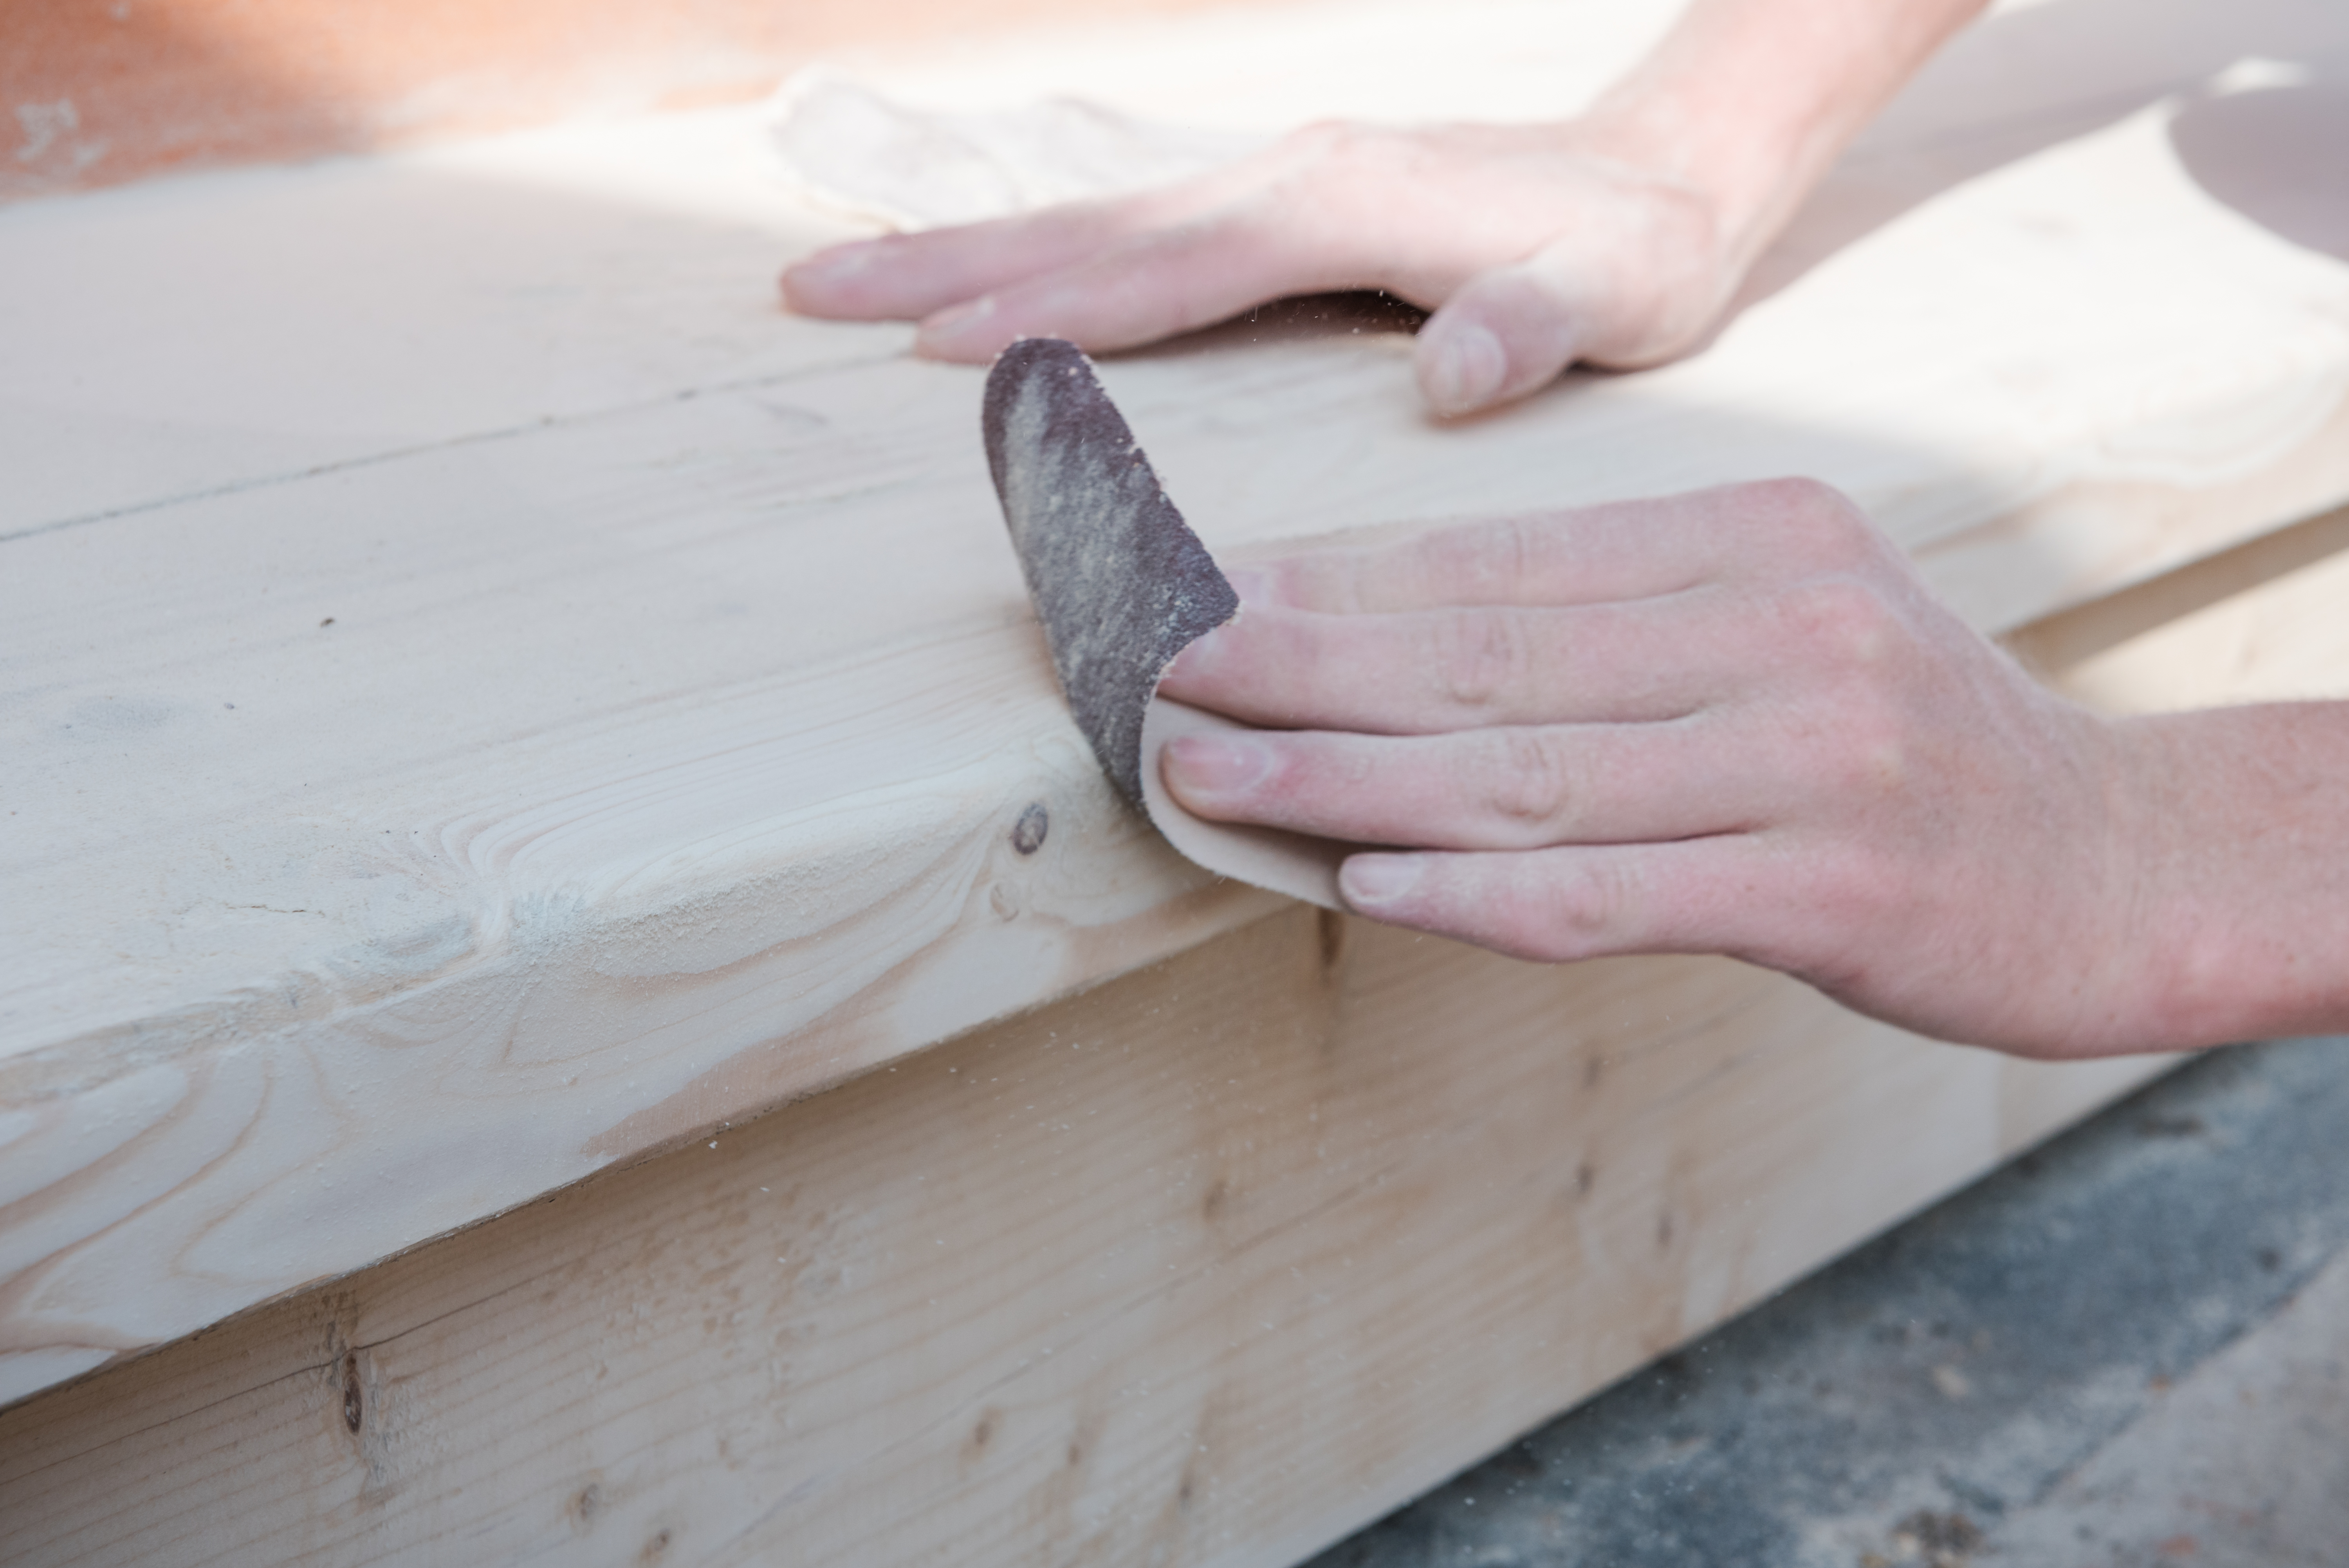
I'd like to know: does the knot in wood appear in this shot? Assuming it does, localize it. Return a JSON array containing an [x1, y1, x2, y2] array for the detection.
[[1011, 803, 1049, 855]]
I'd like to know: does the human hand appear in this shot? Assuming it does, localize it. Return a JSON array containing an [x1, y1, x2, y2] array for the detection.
[[784, 0, 1998, 411], [1153, 479, 2170, 1057], [782, 118, 1739, 416]]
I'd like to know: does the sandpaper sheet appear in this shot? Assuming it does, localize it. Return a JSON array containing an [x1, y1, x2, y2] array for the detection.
[[983, 338, 1355, 909]]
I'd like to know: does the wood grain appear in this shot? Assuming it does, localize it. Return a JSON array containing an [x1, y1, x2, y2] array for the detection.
[[7, 504, 2349, 1567], [4, 0, 2349, 1410], [0, 908, 2174, 1568]]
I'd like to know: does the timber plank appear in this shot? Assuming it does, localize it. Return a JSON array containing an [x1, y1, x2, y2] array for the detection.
[[0, 909, 2169, 1568], [8, 506, 2347, 1566], [5, 0, 2349, 1412], [18, 512, 2349, 1559]]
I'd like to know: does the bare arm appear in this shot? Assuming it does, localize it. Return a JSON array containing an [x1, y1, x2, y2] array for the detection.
[[1153, 484, 2349, 1058], [1584, 0, 1994, 278], [783, 0, 1991, 413]]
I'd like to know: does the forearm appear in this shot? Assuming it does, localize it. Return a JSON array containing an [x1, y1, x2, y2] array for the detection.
[[1580, 0, 1992, 267], [2120, 703, 2349, 1050]]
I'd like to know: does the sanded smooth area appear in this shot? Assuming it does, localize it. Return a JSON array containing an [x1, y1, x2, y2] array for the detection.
[[5, 0, 2349, 1408], [0, 910, 2172, 1568]]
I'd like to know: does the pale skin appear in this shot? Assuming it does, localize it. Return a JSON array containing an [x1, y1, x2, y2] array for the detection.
[[784, 0, 2349, 1056], [1156, 487, 2349, 1059], [785, 0, 1995, 413]]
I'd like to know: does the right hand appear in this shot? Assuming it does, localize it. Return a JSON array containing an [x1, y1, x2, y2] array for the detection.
[[1151, 480, 2187, 1057]]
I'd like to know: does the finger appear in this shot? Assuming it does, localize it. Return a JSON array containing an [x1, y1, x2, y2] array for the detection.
[[911, 198, 1370, 362], [1160, 717, 1768, 850], [786, 123, 1387, 330], [1411, 185, 1719, 415], [1413, 249, 1605, 415], [1239, 478, 1881, 616], [1157, 595, 1746, 733], [781, 198, 1167, 322], [1242, 494, 1732, 616], [1334, 838, 1781, 965], [780, 156, 1256, 323]]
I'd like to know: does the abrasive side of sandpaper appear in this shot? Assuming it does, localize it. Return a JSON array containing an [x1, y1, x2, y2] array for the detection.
[[981, 337, 1239, 806]]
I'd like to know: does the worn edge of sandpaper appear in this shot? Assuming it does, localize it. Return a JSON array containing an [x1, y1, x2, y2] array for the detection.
[[981, 337, 1354, 910]]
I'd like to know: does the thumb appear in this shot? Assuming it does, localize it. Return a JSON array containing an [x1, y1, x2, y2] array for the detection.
[[1413, 247, 1607, 417]]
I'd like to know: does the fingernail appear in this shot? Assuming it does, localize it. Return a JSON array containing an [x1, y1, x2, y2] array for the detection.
[[1164, 734, 1272, 795], [1340, 854, 1423, 906], [1423, 323, 1506, 415]]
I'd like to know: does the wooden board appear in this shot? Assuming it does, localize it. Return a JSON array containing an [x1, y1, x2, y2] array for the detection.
[[9, 504, 2346, 1568], [2009, 502, 2349, 713], [4, 0, 2349, 1415], [0, 910, 2178, 1568]]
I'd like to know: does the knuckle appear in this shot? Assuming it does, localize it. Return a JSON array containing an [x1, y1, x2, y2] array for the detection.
[[1525, 857, 1637, 961], [1415, 514, 1541, 598], [1739, 476, 1876, 571], [1480, 729, 1577, 832], [1829, 699, 1914, 796], [1432, 611, 1534, 711], [1784, 671, 1915, 804], [1780, 574, 1901, 674], [1258, 556, 1321, 610], [1465, 514, 1543, 592]]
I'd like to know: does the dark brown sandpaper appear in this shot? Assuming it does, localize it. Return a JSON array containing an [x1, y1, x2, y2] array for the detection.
[[983, 338, 1240, 807]]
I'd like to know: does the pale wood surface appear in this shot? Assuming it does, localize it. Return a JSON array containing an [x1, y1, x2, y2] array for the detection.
[[12, 521, 2349, 1567], [4, 0, 2348, 1409], [2010, 502, 2349, 713], [0, 910, 2175, 1568]]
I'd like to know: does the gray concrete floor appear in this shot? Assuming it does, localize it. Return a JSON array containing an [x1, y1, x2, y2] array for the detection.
[[1310, 1036, 2349, 1568]]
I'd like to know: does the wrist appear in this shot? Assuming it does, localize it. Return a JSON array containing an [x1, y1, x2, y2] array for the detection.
[[1564, 95, 1796, 275], [2114, 707, 2349, 1050], [1572, 0, 1994, 271]]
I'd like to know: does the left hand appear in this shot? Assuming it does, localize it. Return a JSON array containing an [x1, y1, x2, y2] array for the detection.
[[1153, 479, 2162, 1057], [781, 118, 1737, 416]]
